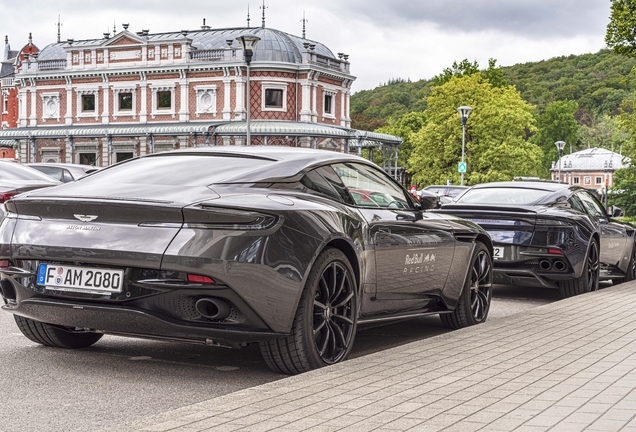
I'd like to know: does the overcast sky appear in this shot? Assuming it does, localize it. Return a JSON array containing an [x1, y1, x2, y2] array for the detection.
[[1, 0, 611, 92]]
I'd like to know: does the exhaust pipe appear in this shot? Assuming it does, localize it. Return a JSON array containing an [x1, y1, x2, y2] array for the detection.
[[539, 260, 552, 271], [195, 298, 230, 320], [553, 260, 566, 271], [0, 279, 16, 301]]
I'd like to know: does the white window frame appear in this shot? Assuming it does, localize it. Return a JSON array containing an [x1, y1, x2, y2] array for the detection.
[[76, 88, 100, 120], [573, 177, 580, 184], [150, 84, 176, 118], [112, 86, 137, 119], [584, 177, 591, 185], [595, 176, 603, 185], [40, 92, 61, 121], [261, 82, 287, 112], [195, 85, 217, 117], [323, 90, 337, 119]]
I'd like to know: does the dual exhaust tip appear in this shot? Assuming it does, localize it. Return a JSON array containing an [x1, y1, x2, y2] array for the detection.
[[0, 279, 16, 302], [195, 297, 231, 321], [539, 260, 566, 272]]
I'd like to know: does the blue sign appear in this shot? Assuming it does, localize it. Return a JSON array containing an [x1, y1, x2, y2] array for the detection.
[[458, 162, 467, 173]]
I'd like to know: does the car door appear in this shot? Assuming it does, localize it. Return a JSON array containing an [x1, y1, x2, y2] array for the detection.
[[332, 162, 455, 307], [577, 190, 627, 267]]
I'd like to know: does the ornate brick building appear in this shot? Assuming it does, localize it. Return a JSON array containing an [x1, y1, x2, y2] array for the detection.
[[0, 22, 401, 171], [551, 147, 629, 193]]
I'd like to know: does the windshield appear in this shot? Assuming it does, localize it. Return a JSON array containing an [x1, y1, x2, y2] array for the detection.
[[0, 162, 59, 182], [456, 187, 552, 205]]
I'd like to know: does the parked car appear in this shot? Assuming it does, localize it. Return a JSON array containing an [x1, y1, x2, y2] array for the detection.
[[437, 181, 636, 298], [0, 147, 493, 374], [27, 163, 99, 183], [0, 161, 61, 220]]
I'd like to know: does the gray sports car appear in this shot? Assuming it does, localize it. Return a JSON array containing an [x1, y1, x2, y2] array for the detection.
[[0, 147, 492, 374]]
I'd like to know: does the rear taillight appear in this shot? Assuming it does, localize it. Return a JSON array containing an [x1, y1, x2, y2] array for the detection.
[[188, 274, 214, 283], [548, 249, 564, 255], [0, 260, 11, 269], [187, 274, 215, 284], [0, 193, 17, 204]]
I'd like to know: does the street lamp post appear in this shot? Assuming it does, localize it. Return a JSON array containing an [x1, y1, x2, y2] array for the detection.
[[554, 141, 566, 182], [456, 106, 472, 186], [236, 33, 261, 146], [603, 160, 612, 210]]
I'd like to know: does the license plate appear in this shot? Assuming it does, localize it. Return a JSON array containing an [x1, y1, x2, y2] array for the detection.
[[37, 263, 123, 294], [493, 247, 505, 260]]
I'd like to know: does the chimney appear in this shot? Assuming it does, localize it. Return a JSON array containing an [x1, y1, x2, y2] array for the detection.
[[3, 35, 9, 61]]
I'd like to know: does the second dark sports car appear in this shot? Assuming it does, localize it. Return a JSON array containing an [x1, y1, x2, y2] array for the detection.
[[438, 181, 636, 298], [0, 147, 492, 374]]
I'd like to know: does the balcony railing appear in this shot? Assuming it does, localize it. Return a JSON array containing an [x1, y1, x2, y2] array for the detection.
[[1, 77, 14, 88], [309, 53, 349, 73], [190, 49, 231, 61], [37, 59, 67, 71]]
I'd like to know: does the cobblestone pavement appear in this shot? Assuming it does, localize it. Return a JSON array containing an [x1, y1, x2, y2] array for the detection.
[[114, 282, 636, 432]]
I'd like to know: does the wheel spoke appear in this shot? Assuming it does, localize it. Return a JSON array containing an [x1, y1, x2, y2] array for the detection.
[[318, 323, 331, 356], [333, 291, 353, 308], [332, 313, 353, 325], [329, 320, 347, 349], [319, 275, 329, 301], [314, 300, 326, 311], [330, 268, 346, 303], [330, 263, 338, 298], [313, 317, 326, 335]]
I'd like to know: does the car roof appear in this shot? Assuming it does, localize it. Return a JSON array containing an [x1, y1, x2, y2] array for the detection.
[[141, 146, 377, 183], [469, 181, 570, 192]]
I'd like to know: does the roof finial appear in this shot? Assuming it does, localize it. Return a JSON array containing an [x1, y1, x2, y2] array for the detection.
[[247, 4, 251, 28], [28, 32, 32, 44], [56, 15, 63, 43], [301, 11, 308, 39], [260, 0, 267, 28], [113, 19, 116, 35]]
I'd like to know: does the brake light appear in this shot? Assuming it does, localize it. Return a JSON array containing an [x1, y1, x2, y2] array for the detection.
[[0, 193, 16, 204], [187, 274, 215, 284], [548, 249, 563, 255]]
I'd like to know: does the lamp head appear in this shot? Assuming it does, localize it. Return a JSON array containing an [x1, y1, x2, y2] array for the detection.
[[554, 141, 566, 154], [457, 106, 472, 125], [236, 32, 261, 65]]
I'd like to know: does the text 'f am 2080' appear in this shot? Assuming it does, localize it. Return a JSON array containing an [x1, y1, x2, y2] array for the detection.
[[0, 14, 401, 171]]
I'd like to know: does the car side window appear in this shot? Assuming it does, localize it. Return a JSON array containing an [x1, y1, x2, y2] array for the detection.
[[62, 169, 74, 183], [577, 191, 606, 218], [301, 169, 342, 202], [567, 195, 586, 213], [332, 162, 410, 209]]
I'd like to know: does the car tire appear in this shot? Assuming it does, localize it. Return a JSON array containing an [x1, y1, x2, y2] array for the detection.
[[440, 242, 492, 330], [14, 315, 103, 349], [558, 239, 599, 298], [260, 247, 358, 375], [614, 241, 636, 285]]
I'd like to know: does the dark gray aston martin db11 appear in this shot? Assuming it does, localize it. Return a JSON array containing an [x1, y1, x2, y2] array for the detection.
[[439, 181, 636, 299], [0, 147, 492, 374]]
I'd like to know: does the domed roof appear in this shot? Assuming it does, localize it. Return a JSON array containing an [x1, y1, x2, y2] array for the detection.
[[36, 27, 336, 65]]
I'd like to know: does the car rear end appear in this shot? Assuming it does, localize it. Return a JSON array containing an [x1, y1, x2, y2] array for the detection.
[[0, 153, 324, 347], [439, 185, 586, 288]]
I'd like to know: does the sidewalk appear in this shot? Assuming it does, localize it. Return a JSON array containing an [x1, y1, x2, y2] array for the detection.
[[116, 282, 636, 432]]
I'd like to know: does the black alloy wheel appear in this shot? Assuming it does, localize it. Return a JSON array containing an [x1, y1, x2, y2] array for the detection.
[[441, 242, 492, 329], [558, 239, 599, 298], [260, 248, 357, 374]]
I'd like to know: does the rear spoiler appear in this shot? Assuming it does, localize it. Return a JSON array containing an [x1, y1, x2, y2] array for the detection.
[[438, 204, 538, 214]]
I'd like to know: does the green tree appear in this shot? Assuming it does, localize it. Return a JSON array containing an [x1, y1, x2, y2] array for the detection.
[[606, 0, 636, 57], [610, 166, 636, 216], [374, 111, 427, 169], [531, 100, 579, 176], [408, 73, 542, 186]]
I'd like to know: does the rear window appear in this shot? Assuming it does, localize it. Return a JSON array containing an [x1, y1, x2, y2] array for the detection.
[[77, 155, 274, 186], [456, 187, 551, 205], [0, 163, 58, 182]]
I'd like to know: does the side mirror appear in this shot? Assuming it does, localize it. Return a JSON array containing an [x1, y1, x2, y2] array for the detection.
[[418, 190, 440, 210]]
